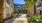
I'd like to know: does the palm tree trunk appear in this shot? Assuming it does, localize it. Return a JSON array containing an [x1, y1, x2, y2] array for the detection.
[[0, 0, 4, 23], [29, 2, 34, 19]]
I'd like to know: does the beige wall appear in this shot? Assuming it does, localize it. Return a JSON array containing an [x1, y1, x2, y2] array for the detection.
[[0, 0, 14, 23], [3, 0, 14, 19]]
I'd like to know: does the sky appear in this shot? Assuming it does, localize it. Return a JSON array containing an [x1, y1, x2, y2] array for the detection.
[[14, 0, 25, 4]]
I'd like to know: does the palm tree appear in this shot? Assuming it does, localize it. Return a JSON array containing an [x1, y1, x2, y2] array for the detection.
[[24, 0, 37, 18], [0, 0, 4, 23]]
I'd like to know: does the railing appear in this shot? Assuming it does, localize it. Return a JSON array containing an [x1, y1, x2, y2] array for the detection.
[[4, 16, 13, 21]]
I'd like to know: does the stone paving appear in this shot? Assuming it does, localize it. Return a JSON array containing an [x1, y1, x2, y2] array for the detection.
[[13, 14, 28, 23], [4, 14, 28, 23]]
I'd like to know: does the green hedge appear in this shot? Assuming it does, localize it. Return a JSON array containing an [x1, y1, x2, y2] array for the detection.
[[26, 15, 42, 23], [11, 12, 18, 18]]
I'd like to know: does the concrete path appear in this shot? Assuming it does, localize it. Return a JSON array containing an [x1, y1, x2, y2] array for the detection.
[[13, 14, 28, 23]]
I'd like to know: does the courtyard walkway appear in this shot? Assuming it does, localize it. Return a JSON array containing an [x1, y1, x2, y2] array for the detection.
[[13, 14, 28, 23]]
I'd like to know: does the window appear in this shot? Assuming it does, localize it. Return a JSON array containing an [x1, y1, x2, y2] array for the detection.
[[6, 0, 10, 5], [40, 10, 42, 15], [41, 0, 42, 2], [37, 3, 41, 7]]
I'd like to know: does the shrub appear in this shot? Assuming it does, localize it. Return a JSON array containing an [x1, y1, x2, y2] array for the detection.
[[26, 15, 42, 23]]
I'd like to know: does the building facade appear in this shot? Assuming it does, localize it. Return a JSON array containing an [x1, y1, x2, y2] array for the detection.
[[4, 0, 14, 19], [36, 0, 42, 15], [0, 0, 14, 23]]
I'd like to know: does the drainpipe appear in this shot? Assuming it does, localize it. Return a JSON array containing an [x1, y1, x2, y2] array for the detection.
[[41, 0, 42, 8]]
